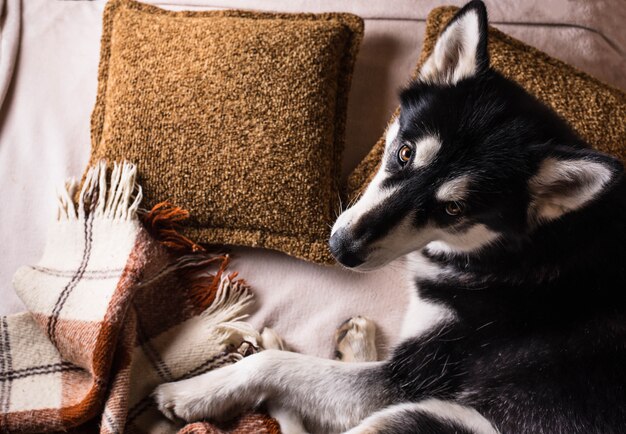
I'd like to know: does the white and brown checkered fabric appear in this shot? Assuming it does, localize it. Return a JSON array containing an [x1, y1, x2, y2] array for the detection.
[[0, 162, 277, 433]]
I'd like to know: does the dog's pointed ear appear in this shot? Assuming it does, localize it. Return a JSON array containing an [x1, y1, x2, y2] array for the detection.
[[528, 147, 623, 223], [420, 0, 489, 85]]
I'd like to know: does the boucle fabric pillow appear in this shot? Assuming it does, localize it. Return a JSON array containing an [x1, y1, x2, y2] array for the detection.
[[347, 6, 626, 198], [89, 0, 363, 264]]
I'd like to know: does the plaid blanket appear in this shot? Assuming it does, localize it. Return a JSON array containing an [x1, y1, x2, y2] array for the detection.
[[0, 161, 279, 433]]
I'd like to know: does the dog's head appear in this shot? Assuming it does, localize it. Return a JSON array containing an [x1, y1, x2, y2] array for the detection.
[[330, 0, 623, 270]]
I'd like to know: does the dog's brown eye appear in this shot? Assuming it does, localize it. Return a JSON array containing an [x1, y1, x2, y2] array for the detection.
[[398, 145, 413, 165], [445, 201, 465, 216]]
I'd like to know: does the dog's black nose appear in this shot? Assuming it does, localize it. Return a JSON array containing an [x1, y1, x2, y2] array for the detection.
[[329, 232, 364, 268]]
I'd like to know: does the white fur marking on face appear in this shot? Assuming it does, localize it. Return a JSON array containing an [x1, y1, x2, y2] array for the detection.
[[332, 120, 402, 238], [412, 136, 442, 169], [385, 118, 400, 147], [331, 166, 397, 238], [529, 157, 613, 223], [436, 175, 472, 201], [432, 223, 501, 254], [420, 10, 481, 85]]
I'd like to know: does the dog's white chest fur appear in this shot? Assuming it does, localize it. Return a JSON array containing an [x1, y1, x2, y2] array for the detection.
[[399, 252, 455, 340]]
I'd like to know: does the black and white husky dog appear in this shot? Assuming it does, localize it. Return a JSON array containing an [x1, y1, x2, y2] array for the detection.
[[154, 1, 626, 432]]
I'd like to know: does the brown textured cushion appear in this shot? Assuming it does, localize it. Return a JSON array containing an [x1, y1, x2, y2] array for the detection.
[[347, 6, 626, 198], [90, 0, 363, 264]]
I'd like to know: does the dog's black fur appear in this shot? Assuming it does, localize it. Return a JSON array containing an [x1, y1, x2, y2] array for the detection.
[[153, 2, 626, 432], [340, 1, 626, 432]]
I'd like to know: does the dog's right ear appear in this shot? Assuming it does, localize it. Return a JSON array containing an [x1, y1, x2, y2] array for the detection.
[[420, 0, 489, 85]]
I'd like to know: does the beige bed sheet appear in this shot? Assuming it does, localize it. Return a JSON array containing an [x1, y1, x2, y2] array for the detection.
[[0, 0, 623, 357]]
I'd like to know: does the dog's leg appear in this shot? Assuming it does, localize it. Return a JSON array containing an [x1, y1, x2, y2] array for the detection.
[[153, 351, 390, 431], [343, 399, 498, 434], [153, 320, 388, 432], [261, 327, 309, 434], [264, 317, 379, 433], [265, 317, 378, 434]]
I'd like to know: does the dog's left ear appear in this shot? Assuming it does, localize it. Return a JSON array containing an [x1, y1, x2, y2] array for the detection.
[[528, 147, 623, 223], [420, 0, 489, 85]]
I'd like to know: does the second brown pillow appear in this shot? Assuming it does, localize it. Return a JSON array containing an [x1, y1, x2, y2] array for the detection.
[[348, 6, 626, 198]]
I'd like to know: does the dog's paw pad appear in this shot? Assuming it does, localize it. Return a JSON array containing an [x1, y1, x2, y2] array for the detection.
[[334, 316, 377, 362]]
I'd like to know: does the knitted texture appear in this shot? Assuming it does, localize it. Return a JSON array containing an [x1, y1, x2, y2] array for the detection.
[[89, 0, 363, 264], [0, 162, 276, 433], [347, 6, 626, 198]]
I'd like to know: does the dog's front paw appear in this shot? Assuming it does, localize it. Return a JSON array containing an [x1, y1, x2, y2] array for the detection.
[[335, 316, 377, 362], [152, 362, 255, 422], [152, 378, 207, 422]]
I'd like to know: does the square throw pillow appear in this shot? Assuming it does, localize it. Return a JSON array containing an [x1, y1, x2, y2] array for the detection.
[[90, 0, 363, 264], [347, 6, 626, 198]]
